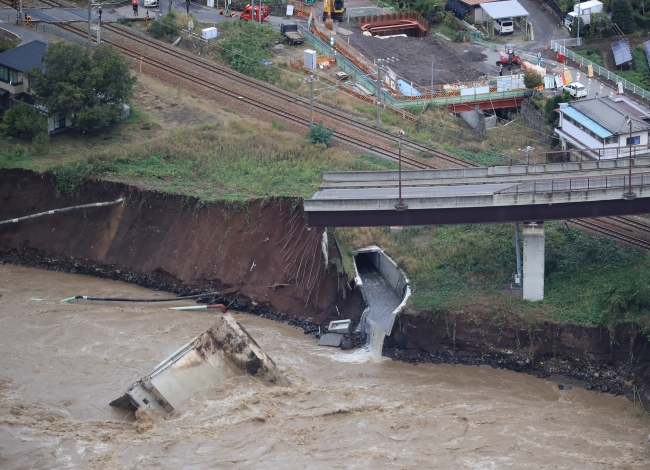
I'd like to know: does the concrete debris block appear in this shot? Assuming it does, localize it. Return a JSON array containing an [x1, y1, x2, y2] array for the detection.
[[318, 333, 344, 347], [110, 313, 290, 413], [340, 339, 354, 350], [328, 319, 353, 335]]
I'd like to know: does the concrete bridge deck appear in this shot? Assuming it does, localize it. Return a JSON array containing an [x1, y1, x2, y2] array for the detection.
[[305, 161, 650, 228]]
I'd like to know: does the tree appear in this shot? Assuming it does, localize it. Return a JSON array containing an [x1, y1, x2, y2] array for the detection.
[[611, 0, 636, 34], [524, 72, 543, 89], [571, 15, 586, 38], [27, 42, 136, 133], [305, 122, 334, 147], [1, 102, 47, 137]]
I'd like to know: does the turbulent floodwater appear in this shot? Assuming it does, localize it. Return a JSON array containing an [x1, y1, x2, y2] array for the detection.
[[1, 264, 649, 469]]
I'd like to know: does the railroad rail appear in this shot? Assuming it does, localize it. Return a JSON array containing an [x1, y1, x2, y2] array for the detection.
[[569, 218, 650, 251], [82, 23, 475, 169]]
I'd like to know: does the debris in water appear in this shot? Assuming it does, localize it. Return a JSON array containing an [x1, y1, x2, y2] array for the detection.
[[29, 298, 43, 301], [328, 319, 354, 335], [110, 312, 290, 412], [318, 333, 344, 347]]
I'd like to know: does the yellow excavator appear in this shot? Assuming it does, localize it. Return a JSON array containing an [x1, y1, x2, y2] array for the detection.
[[322, 0, 345, 30]]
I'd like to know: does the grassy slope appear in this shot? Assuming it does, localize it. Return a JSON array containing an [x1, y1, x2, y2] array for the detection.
[[335, 223, 650, 331], [0, 117, 396, 200]]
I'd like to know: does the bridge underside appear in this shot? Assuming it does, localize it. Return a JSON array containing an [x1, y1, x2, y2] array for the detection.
[[445, 96, 526, 113], [306, 197, 650, 228]]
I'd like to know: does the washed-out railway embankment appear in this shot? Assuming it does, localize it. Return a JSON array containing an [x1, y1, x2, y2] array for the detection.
[[2, 169, 650, 408], [0, 169, 363, 321]]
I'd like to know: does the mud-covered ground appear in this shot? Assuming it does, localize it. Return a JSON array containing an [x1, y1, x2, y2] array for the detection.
[[346, 21, 495, 85]]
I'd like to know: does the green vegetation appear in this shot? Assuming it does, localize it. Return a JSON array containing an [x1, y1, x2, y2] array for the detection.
[[27, 42, 135, 133], [1, 102, 47, 138], [0, 120, 402, 199], [305, 122, 335, 148], [0, 40, 18, 53], [335, 222, 650, 331], [217, 21, 282, 83], [616, 46, 650, 91], [575, 47, 603, 66], [447, 147, 510, 165], [524, 71, 544, 89]]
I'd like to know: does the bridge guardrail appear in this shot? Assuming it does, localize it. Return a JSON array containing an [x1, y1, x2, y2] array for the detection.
[[495, 172, 650, 195]]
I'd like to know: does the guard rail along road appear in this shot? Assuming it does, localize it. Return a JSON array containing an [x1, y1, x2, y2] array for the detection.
[[551, 40, 650, 102]]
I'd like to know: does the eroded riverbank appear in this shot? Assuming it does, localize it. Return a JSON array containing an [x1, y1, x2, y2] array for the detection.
[[0, 264, 649, 468]]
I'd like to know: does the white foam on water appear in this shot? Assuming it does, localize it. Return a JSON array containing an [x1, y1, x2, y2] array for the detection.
[[367, 320, 386, 363]]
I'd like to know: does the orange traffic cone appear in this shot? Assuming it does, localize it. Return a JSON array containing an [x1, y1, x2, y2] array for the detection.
[[462, 34, 466, 43]]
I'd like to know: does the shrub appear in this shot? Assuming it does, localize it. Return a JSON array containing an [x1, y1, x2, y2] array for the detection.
[[524, 72, 543, 89], [32, 132, 50, 155], [217, 21, 282, 83], [1, 102, 47, 138], [305, 122, 334, 147]]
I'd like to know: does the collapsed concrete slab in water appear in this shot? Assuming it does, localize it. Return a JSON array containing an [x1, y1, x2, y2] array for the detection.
[[110, 313, 290, 412]]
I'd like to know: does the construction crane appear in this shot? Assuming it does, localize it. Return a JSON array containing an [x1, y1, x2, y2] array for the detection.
[[322, 0, 345, 30]]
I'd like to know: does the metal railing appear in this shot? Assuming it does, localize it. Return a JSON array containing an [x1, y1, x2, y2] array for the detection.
[[494, 172, 650, 194], [551, 40, 650, 102]]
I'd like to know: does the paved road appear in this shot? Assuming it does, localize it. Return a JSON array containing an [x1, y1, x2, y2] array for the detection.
[[313, 182, 514, 199]]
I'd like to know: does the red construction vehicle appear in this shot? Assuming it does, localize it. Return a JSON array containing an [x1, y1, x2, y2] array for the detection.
[[496, 44, 529, 71], [240, 4, 269, 22]]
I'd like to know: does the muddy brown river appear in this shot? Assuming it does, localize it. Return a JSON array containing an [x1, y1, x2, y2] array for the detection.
[[0, 264, 649, 468]]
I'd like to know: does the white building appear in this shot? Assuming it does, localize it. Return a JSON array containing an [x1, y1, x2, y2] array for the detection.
[[555, 96, 650, 160]]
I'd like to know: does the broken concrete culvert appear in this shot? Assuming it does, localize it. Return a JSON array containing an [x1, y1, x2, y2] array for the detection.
[[110, 312, 290, 413]]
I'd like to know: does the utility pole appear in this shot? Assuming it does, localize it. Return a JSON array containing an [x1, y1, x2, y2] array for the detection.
[[395, 130, 407, 211], [430, 60, 434, 106], [309, 75, 314, 126], [576, 1, 581, 45], [18, 0, 22, 24], [97, 7, 101, 44], [376, 59, 382, 126], [87, 0, 92, 45], [624, 115, 636, 199], [168, 0, 172, 15]]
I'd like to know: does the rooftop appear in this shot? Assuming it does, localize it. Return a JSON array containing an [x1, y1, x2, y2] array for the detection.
[[480, 0, 529, 18], [568, 97, 650, 134], [460, 0, 498, 6], [0, 40, 47, 73]]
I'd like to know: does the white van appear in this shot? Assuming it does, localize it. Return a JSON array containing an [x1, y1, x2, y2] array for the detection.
[[494, 18, 514, 35], [144, 0, 158, 7]]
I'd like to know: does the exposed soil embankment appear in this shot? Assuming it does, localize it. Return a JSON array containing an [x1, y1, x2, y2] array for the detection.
[[388, 306, 650, 409], [0, 169, 362, 321]]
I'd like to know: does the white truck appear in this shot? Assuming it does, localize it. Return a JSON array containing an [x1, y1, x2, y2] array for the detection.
[[564, 0, 603, 32]]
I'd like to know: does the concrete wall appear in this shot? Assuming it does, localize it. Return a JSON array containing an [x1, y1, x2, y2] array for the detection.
[[521, 100, 553, 145], [460, 110, 497, 133], [354, 245, 411, 334]]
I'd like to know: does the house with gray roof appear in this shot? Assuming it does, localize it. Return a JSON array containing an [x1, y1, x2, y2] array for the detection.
[[555, 96, 650, 160], [0, 40, 73, 134], [0, 40, 47, 110]]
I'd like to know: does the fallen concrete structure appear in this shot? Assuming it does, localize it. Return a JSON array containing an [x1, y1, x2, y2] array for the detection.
[[110, 313, 290, 412]]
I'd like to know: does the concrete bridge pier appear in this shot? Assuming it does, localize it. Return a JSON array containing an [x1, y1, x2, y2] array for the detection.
[[522, 222, 545, 301]]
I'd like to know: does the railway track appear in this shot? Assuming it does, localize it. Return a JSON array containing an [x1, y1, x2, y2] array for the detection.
[[93, 23, 475, 169], [568, 218, 650, 251]]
